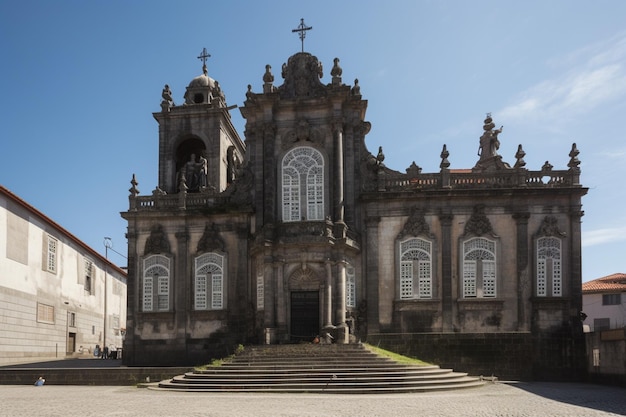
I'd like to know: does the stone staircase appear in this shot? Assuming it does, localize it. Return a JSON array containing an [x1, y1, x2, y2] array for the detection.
[[155, 343, 485, 393]]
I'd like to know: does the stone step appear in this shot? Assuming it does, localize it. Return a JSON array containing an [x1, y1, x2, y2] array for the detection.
[[155, 343, 485, 393]]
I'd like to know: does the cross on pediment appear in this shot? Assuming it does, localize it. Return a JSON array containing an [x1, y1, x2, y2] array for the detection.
[[292, 18, 312, 53]]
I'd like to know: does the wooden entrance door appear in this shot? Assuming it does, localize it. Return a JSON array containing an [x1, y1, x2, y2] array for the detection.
[[290, 291, 319, 342]]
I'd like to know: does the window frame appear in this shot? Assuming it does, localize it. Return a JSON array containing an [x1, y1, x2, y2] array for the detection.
[[281, 146, 325, 222], [142, 254, 171, 312], [602, 293, 621, 305], [399, 237, 433, 300], [462, 237, 497, 298], [194, 252, 226, 311], [536, 236, 563, 297]]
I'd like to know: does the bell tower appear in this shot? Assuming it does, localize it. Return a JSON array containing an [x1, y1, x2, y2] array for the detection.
[[153, 49, 244, 194]]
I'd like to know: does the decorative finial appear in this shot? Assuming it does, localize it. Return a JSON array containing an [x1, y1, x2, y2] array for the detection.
[[129, 174, 139, 196], [568, 143, 581, 171], [291, 18, 312, 53], [440, 144, 450, 169], [197, 48, 211, 76], [514, 144, 526, 168]]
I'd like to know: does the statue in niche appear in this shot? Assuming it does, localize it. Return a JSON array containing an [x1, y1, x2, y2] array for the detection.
[[182, 153, 208, 192]]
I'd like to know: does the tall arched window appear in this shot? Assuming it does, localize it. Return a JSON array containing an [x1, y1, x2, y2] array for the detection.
[[194, 253, 225, 310], [142, 255, 171, 312], [282, 147, 324, 222], [399, 238, 432, 299], [536, 237, 562, 296], [462, 237, 496, 298]]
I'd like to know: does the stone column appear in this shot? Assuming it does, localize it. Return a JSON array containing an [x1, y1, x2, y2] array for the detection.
[[175, 230, 189, 355], [569, 207, 585, 321], [334, 124, 345, 224], [513, 212, 530, 331], [335, 259, 348, 344], [263, 259, 275, 329], [365, 216, 381, 335], [439, 213, 453, 331], [275, 259, 287, 340], [323, 260, 334, 329], [122, 230, 137, 365]]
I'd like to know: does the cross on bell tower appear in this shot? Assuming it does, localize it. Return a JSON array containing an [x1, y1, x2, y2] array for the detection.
[[291, 18, 312, 53], [197, 47, 211, 76]]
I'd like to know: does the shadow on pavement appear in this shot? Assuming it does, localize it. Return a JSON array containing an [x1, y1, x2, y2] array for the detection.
[[506, 381, 626, 415], [0, 358, 124, 369]]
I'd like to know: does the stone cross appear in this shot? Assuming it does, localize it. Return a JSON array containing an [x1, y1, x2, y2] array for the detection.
[[197, 48, 211, 75], [292, 18, 312, 53]]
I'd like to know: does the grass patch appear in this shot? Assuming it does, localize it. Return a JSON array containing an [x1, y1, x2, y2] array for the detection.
[[363, 343, 431, 365], [195, 344, 245, 371]]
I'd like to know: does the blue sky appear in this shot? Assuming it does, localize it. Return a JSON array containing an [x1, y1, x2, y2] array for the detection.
[[1, 1, 625, 281]]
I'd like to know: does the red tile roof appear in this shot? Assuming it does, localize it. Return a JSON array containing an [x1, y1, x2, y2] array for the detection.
[[583, 273, 626, 293]]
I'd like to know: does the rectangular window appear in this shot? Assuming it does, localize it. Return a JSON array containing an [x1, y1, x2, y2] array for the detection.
[[483, 261, 496, 297], [143, 276, 153, 311], [256, 274, 264, 311], [47, 236, 58, 273], [463, 261, 477, 297], [594, 317, 610, 331], [84, 258, 94, 294], [211, 274, 223, 309], [418, 261, 432, 298], [37, 303, 55, 324], [400, 261, 413, 299], [602, 294, 621, 305], [157, 275, 169, 310], [68, 311, 76, 327], [346, 266, 356, 308], [195, 275, 208, 310]]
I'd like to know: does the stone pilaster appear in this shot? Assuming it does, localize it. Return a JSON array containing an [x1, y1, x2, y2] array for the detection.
[[439, 213, 453, 331]]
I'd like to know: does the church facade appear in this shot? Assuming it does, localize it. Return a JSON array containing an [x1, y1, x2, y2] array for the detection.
[[121, 49, 587, 379]]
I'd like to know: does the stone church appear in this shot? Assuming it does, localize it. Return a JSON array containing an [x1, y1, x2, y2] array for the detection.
[[121, 43, 587, 379]]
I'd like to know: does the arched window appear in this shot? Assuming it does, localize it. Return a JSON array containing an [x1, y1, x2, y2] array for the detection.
[[462, 237, 496, 298], [399, 238, 432, 299], [143, 255, 171, 312], [194, 253, 225, 310], [536, 237, 562, 296], [282, 147, 324, 222]]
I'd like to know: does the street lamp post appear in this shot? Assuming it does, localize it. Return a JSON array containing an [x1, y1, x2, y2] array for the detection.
[[103, 237, 112, 358]]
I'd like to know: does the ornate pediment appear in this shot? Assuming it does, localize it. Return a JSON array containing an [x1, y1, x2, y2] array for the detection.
[[535, 215, 565, 238], [197, 223, 225, 253], [144, 224, 170, 255], [398, 208, 432, 239], [278, 53, 326, 99], [464, 205, 494, 237], [289, 265, 320, 290]]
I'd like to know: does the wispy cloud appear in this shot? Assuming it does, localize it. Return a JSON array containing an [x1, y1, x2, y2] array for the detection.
[[499, 33, 626, 126], [583, 225, 626, 247]]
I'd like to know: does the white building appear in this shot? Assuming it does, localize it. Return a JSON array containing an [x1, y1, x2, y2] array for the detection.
[[0, 185, 127, 365], [582, 273, 626, 331]]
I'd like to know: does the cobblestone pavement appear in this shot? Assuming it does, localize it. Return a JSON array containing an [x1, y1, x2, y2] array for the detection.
[[1, 382, 625, 417]]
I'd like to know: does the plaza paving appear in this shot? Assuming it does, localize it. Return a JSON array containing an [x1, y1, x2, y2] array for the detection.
[[1, 381, 625, 416]]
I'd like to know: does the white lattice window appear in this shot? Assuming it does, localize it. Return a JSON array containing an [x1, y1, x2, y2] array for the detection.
[[282, 147, 325, 222], [346, 265, 356, 308], [256, 272, 264, 311], [399, 238, 432, 299], [47, 235, 57, 273], [463, 237, 497, 298], [84, 258, 94, 294], [142, 255, 170, 312], [195, 253, 225, 310], [536, 237, 562, 297]]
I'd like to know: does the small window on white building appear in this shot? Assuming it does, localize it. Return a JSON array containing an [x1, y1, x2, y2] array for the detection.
[[602, 294, 621, 305], [142, 255, 171, 312], [84, 258, 94, 295], [37, 303, 55, 324], [462, 237, 497, 298], [44, 235, 58, 274]]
